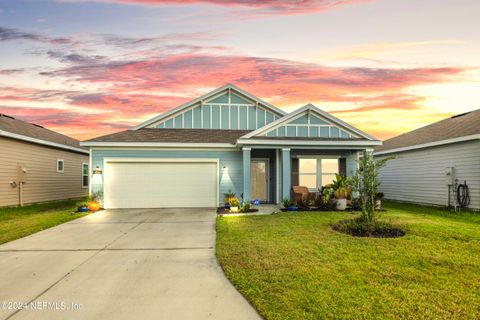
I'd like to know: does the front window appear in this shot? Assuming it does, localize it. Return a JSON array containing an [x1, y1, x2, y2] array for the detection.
[[82, 163, 89, 188], [299, 158, 339, 189]]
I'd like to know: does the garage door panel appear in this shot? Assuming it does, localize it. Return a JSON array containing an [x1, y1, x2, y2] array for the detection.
[[104, 162, 217, 208]]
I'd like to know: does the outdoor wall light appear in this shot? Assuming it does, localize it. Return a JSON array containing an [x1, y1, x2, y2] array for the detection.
[[223, 166, 227, 170], [93, 166, 103, 175]]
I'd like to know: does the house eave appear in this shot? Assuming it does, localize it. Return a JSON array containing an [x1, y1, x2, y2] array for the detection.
[[373, 134, 480, 156], [237, 138, 382, 147], [80, 141, 238, 149], [1, 130, 89, 154]]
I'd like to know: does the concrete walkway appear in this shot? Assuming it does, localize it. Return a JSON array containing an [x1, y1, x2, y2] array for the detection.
[[0, 209, 261, 320]]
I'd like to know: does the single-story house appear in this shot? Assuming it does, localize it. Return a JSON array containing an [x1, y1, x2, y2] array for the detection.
[[81, 84, 381, 209], [374, 109, 480, 210], [0, 114, 89, 207]]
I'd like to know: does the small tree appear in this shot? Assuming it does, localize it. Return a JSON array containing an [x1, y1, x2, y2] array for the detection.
[[352, 151, 391, 224]]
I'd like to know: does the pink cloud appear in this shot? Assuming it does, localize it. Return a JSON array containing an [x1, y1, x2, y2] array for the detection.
[[64, 0, 372, 15]]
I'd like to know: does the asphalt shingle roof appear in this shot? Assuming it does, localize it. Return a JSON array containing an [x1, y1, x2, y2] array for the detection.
[[83, 128, 253, 144], [0, 113, 85, 150], [375, 109, 480, 153]]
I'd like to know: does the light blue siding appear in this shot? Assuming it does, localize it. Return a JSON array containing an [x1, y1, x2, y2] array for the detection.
[[266, 130, 276, 137], [193, 107, 201, 128], [286, 126, 296, 137], [156, 122, 164, 128], [211, 105, 220, 129], [311, 115, 328, 125], [239, 107, 248, 129], [248, 106, 256, 130], [266, 112, 273, 124], [320, 127, 329, 137], [231, 93, 250, 104], [202, 105, 210, 128], [291, 115, 308, 124], [165, 119, 173, 128], [277, 126, 285, 136], [258, 109, 265, 127], [208, 93, 229, 104], [221, 105, 229, 129], [91, 149, 244, 206], [298, 126, 308, 137], [174, 115, 182, 128], [341, 130, 350, 138], [184, 110, 192, 128], [230, 106, 238, 129], [331, 127, 340, 138]]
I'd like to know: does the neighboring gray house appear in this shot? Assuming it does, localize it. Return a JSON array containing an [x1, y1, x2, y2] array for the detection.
[[374, 109, 480, 210], [0, 114, 89, 207], [81, 84, 381, 209]]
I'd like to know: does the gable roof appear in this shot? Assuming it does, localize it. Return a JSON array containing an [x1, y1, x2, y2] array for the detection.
[[81, 128, 250, 146], [0, 114, 88, 154], [374, 109, 480, 155], [240, 104, 378, 141], [132, 84, 287, 130]]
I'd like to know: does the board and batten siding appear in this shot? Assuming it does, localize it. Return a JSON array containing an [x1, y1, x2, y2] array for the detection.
[[91, 149, 243, 206], [376, 140, 480, 210], [0, 137, 89, 207]]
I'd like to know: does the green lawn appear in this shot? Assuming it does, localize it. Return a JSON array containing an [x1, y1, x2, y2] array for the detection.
[[216, 201, 480, 320], [0, 199, 89, 245]]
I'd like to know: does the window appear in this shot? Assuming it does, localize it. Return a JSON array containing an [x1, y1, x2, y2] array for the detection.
[[82, 163, 89, 188], [298, 158, 340, 189], [57, 159, 64, 173], [321, 159, 339, 186]]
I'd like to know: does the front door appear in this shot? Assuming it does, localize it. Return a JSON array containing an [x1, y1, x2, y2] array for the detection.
[[251, 159, 269, 202]]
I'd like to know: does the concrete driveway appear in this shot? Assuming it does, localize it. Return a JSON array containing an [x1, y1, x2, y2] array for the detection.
[[0, 209, 261, 320]]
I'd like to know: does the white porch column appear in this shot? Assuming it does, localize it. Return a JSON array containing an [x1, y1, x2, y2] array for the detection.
[[242, 147, 251, 201], [281, 148, 291, 200]]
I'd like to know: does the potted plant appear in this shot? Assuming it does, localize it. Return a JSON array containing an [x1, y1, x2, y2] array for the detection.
[[334, 187, 348, 211], [229, 197, 239, 212], [88, 191, 102, 212], [375, 192, 384, 210], [239, 201, 251, 213], [223, 190, 235, 209], [77, 203, 89, 212], [282, 198, 298, 212]]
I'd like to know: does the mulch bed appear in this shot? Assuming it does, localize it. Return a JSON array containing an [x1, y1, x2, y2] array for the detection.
[[217, 207, 259, 214]]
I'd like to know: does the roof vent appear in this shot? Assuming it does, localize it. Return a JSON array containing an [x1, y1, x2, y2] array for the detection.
[[32, 123, 44, 128], [451, 111, 471, 119]]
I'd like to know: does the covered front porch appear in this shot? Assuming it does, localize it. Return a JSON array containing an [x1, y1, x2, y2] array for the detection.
[[241, 146, 361, 204]]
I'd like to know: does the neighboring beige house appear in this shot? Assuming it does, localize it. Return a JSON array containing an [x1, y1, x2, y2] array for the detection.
[[374, 109, 480, 210], [0, 113, 89, 207]]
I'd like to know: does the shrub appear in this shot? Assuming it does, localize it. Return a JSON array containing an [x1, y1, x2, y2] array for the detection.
[[281, 198, 296, 209], [239, 201, 251, 213], [332, 216, 405, 238]]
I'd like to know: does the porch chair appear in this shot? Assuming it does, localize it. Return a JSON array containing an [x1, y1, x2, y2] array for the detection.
[[291, 186, 317, 204]]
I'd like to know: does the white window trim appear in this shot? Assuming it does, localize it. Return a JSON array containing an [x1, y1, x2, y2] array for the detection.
[[57, 159, 64, 173], [298, 157, 340, 190], [82, 162, 89, 188]]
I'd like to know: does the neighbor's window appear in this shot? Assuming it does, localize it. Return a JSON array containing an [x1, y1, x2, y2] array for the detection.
[[57, 159, 64, 173], [299, 158, 339, 189], [82, 163, 89, 188]]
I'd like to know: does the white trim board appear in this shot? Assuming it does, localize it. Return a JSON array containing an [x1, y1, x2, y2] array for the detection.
[[1, 130, 89, 154], [373, 134, 480, 156], [237, 138, 382, 147], [132, 84, 287, 130], [81, 142, 237, 148]]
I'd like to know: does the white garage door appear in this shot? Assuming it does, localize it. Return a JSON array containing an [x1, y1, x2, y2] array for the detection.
[[104, 161, 217, 209]]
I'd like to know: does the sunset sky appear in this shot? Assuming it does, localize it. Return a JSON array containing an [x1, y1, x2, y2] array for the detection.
[[1, 0, 479, 140]]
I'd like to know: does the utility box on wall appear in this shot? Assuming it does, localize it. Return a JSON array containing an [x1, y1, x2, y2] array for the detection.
[[17, 165, 28, 183], [445, 167, 455, 186]]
